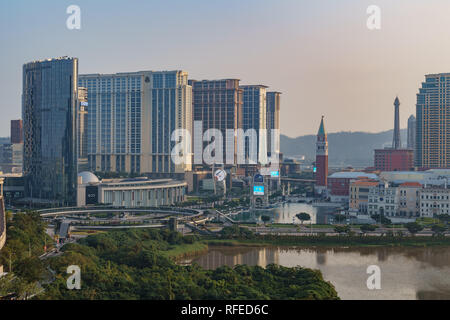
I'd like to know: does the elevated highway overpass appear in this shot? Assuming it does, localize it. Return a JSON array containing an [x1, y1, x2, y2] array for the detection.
[[38, 206, 203, 219]]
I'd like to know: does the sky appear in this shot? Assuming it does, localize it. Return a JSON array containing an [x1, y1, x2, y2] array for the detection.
[[1, 0, 450, 138]]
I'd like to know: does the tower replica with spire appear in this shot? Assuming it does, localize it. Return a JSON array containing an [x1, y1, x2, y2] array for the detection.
[[373, 97, 414, 171], [315, 116, 328, 195], [392, 96, 401, 149]]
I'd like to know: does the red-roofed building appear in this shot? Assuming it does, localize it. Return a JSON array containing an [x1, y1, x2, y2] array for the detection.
[[327, 171, 378, 202]]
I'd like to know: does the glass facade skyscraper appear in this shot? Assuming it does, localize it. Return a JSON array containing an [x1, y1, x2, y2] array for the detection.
[[416, 73, 450, 168], [79, 71, 192, 174], [240, 85, 267, 163], [22, 57, 78, 205]]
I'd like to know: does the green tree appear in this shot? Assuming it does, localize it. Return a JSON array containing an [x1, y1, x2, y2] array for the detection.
[[371, 214, 392, 225], [431, 224, 447, 236], [0, 273, 42, 300], [40, 228, 339, 300], [14, 256, 46, 283], [261, 215, 271, 225], [405, 222, 424, 236], [334, 225, 351, 235], [360, 224, 377, 234], [333, 214, 346, 223], [436, 214, 450, 224], [296, 212, 311, 225]]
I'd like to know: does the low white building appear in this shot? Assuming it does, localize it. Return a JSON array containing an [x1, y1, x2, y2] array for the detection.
[[397, 182, 422, 218], [367, 182, 399, 218], [419, 186, 450, 217], [77, 172, 187, 207]]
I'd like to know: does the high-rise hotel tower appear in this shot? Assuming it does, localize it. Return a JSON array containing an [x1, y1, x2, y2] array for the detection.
[[22, 57, 79, 205], [77, 87, 89, 172], [190, 79, 243, 165], [79, 71, 192, 175], [416, 73, 450, 168], [266, 92, 281, 156], [240, 85, 268, 164], [315, 116, 328, 194]]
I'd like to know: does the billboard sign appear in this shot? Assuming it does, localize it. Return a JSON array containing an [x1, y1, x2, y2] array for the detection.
[[253, 186, 264, 195], [270, 171, 279, 177], [85, 186, 98, 205]]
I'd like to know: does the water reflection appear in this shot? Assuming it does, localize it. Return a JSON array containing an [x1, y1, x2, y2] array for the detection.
[[234, 202, 340, 224], [183, 246, 450, 300]]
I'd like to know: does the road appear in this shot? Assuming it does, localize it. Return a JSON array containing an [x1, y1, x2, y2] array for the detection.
[[246, 225, 449, 237]]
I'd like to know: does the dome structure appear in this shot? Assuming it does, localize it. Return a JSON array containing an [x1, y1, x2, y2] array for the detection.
[[78, 171, 100, 185]]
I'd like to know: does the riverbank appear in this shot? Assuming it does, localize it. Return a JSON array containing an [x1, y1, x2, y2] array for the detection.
[[164, 234, 450, 261], [162, 242, 209, 260], [203, 234, 450, 248]]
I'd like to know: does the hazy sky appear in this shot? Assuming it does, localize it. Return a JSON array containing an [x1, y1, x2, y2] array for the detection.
[[1, 0, 450, 138]]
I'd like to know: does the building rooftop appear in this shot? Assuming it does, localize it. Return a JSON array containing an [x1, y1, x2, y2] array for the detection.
[[100, 177, 187, 188], [78, 171, 100, 185], [239, 85, 269, 89], [328, 172, 378, 180], [399, 182, 422, 187], [318, 116, 326, 136], [352, 180, 379, 187], [79, 70, 186, 77]]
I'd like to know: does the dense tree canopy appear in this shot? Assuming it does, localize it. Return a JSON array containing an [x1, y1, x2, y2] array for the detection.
[[42, 228, 339, 300]]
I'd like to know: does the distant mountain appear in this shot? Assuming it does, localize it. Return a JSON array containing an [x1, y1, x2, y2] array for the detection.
[[281, 129, 408, 168]]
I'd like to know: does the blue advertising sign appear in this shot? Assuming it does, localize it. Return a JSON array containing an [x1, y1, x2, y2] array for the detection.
[[270, 171, 279, 177], [253, 186, 264, 195]]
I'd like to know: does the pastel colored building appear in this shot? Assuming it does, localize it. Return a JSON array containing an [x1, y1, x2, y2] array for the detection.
[[327, 172, 378, 203], [349, 179, 379, 213], [397, 182, 422, 217]]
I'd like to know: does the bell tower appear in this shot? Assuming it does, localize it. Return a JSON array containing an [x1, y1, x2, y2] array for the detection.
[[315, 116, 328, 195]]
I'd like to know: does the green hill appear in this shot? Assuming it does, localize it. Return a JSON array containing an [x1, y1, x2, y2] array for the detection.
[[281, 129, 408, 167]]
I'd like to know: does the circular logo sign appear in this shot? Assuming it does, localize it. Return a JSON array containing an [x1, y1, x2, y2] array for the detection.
[[214, 169, 227, 182], [253, 174, 264, 183]]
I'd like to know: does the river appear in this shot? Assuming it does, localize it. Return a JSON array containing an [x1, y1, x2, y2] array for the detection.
[[182, 245, 450, 300]]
